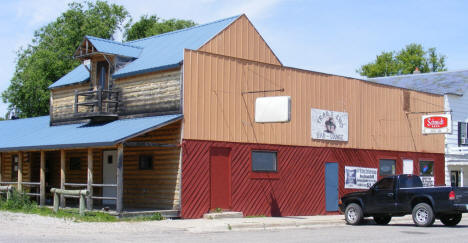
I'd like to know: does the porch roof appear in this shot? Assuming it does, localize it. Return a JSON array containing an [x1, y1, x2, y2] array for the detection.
[[0, 114, 182, 152]]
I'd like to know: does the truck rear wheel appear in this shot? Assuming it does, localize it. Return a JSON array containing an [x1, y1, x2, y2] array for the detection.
[[345, 203, 363, 225], [440, 214, 462, 226], [412, 203, 435, 227], [373, 216, 391, 225]]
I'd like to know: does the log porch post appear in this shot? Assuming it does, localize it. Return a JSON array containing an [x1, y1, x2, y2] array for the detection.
[[87, 148, 93, 210], [116, 144, 124, 213], [60, 150, 66, 207], [17, 152, 23, 192], [40, 151, 46, 206]]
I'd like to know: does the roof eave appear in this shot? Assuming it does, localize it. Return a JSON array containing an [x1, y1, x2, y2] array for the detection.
[[113, 63, 182, 79]]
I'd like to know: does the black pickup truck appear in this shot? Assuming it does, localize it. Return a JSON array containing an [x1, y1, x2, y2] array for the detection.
[[339, 174, 468, 226]]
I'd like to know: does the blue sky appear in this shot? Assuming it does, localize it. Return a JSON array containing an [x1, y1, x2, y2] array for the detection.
[[1, 0, 467, 117]]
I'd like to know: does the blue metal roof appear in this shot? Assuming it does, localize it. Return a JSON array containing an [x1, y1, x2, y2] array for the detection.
[[86, 36, 143, 58], [49, 15, 241, 89], [0, 114, 182, 151], [49, 64, 90, 89], [368, 70, 468, 96]]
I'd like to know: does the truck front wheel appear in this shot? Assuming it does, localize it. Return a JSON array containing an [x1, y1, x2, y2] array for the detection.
[[440, 214, 462, 226], [345, 203, 363, 225], [412, 203, 435, 227]]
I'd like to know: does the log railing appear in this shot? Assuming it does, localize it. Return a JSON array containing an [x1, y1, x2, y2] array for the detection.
[[74, 89, 119, 114], [51, 188, 89, 216]]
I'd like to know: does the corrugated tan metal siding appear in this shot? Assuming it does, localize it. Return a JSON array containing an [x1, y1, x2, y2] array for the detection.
[[181, 139, 445, 218], [199, 15, 281, 66], [183, 50, 445, 153]]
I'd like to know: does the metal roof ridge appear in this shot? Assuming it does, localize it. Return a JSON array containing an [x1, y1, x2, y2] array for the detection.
[[125, 14, 242, 44], [85, 35, 143, 49], [368, 69, 468, 80]]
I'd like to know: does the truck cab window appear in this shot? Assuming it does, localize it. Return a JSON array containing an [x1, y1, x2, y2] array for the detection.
[[374, 177, 394, 190]]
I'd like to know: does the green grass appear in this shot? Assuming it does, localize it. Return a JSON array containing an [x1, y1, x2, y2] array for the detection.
[[245, 214, 266, 218], [0, 192, 165, 222]]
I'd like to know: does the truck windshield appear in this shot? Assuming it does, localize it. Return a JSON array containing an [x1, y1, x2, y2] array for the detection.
[[399, 175, 423, 188]]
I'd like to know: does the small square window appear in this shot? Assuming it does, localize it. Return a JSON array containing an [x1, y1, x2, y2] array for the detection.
[[139, 155, 153, 170], [69, 157, 81, 171], [252, 151, 277, 172], [419, 161, 434, 176], [379, 159, 395, 176]]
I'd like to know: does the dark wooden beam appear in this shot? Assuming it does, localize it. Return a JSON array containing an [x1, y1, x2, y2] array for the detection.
[[87, 148, 93, 210], [123, 142, 179, 148], [40, 151, 45, 206]]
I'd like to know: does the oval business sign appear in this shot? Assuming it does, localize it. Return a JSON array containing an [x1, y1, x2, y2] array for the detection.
[[424, 116, 448, 129]]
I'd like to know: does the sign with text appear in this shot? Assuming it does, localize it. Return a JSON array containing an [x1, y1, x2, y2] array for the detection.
[[311, 109, 348, 141], [420, 176, 434, 187], [422, 114, 452, 134], [345, 166, 378, 189]]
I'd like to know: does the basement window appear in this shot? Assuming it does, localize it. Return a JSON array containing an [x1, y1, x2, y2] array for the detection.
[[139, 155, 153, 170], [379, 159, 396, 176], [252, 151, 277, 172], [69, 157, 81, 171]]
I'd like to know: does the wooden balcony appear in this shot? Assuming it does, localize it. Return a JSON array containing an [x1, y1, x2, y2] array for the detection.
[[74, 89, 119, 122]]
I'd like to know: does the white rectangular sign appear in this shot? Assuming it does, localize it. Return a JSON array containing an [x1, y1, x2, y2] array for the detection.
[[345, 166, 378, 189], [311, 108, 348, 141], [420, 176, 434, 187], [255, 96, 291, 123], [422, 114, 452, 134], [403, 159, 414, 175]]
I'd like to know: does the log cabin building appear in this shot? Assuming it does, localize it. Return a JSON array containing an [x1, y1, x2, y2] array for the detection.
[[0, 15, 446, 218]]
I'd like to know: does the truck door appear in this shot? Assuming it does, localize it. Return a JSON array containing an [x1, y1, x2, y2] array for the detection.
[[367, 177, 397, 214]]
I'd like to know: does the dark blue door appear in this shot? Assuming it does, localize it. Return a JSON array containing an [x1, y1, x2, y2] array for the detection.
[[325, 163, 339, 211]]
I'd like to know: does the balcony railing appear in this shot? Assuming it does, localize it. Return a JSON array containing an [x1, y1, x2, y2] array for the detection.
[[74, 89, 119, 121]]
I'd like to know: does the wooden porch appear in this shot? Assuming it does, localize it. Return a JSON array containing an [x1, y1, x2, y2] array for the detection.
[[0, 121, 182, 215]]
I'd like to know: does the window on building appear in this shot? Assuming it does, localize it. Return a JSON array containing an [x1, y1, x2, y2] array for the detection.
[[139, 155, 153, 170], [419, 161, 434, 176], [252, 151, 277, 172], [69, 157, 81, 171], [379, 159, 396, 176], [458, 122, 468, 146]]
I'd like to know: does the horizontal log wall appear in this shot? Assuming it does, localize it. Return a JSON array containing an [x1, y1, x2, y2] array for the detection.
[[115, 69, 181, 116], [0, 152, 31, 183], [50, 69, 182, 125], [181, 139, 445, 218], [123, 121, 182, 209], [50, 83, 92, 124]]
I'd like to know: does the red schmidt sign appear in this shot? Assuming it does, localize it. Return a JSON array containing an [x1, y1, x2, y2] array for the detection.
[[421, 114, 451, 134], [424, 116, 448, 129]]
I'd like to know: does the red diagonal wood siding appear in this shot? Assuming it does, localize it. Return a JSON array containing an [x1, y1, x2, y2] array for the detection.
[[181, 139, 444, 218]]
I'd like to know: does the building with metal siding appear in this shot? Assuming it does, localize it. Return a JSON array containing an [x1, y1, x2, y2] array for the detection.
[[0, 14, 446, 218]]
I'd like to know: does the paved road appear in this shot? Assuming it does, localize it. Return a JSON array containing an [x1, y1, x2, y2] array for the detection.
[[1, 213, 467, 243]]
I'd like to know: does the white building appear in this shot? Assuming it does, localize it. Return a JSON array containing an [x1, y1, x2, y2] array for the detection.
[[369, 70, 468, 187]]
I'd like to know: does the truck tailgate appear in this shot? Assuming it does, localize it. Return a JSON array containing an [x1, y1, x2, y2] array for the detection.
[[454, 187, 468, 205]]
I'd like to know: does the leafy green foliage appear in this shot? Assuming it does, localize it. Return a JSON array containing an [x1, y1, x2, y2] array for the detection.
[[1, 1, 129, 118], [357, 43, 447, 78], [124, 15, 196, 41]]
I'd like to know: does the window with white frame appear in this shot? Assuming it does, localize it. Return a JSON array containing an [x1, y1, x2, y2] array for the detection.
[[458, 122, 468, 146]]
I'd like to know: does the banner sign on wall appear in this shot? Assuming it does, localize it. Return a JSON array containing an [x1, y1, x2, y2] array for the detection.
[[311, 109, 348, 141], [403, 159, 414, 175], [345, 166, 378, 189], [421, 114, 452, 134], [420, 176, 434, 187]]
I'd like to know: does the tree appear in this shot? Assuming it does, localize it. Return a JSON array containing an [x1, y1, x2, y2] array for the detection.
[[1, 1, 129, 118], [357, 43, 447, 78], [124, 15, 196, 41]]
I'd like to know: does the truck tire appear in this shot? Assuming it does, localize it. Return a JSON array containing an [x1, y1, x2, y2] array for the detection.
[[345, 203, 363, 225], [412, 203, 435, 227], [440, 214, 462, 226], [373, 216, 391, 225]]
